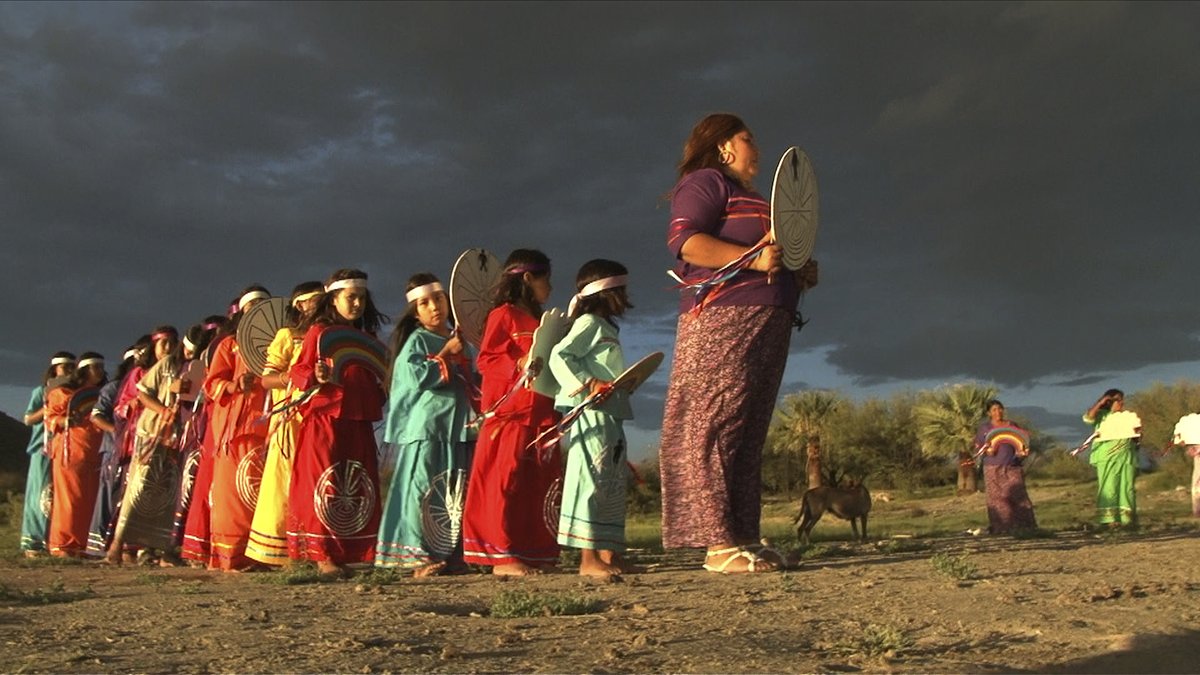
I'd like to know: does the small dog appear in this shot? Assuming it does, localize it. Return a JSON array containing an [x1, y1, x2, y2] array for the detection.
[[793, 481, 871, 545]]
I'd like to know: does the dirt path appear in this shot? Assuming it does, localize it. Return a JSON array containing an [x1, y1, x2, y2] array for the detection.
[[3, 529, 1198, 673]]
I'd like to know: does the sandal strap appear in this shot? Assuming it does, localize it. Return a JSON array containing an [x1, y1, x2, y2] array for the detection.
[[705, 546, 742, 558], [703, 549, 763, 573]]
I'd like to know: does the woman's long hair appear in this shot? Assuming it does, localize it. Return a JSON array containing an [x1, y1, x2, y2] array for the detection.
[[676, 113, 747, 179], [570, 258, 632, 321], [68, 351, 108, 389], [212, 284, 271, 345], [304, 268, 388, 336], [386, 273, 441, 384], [150, 324, 183, 377], [285, 280, 325, 329], [492, 249, 551, 317], [42, 351, 76, 385]]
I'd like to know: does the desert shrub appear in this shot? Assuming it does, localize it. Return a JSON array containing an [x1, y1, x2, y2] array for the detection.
[[1141, 451, 1193, 493], [1030, 449, 1094, 482], [931, 552, 978, 580], [489, 590, 602, 618], [626, 459, 661, 516], [832, 623, 912, 658]]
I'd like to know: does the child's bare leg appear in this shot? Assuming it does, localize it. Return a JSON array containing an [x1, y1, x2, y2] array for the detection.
[[600, 549, 641, 574], [493, 560, 543, 576], [579, 549, 621, 577], [316, 560, 343, 577], [102, 535, 124, 565]]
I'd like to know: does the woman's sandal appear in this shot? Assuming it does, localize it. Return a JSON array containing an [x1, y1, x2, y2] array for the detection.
[[702, 546, 777, 574], [745, 544, 797, 570]]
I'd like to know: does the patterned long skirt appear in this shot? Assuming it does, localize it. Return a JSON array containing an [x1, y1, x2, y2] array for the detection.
[[86, 454, 127, 557], [557, 410, 628, 552], [20, 452, 52, 553], [287, 416, 381, 565], [660, 305, 793, 549], [112, 436, 182, 551], [461, 416, 562, 567], [170, 408, 202, 551], [1189, 447, 1200, 517], [180, 450, 215, 563], [208, 436, 266, 571], [375, 439, 472, 568], [983, 464, 1037, 533], [247, 412, 302, 566]]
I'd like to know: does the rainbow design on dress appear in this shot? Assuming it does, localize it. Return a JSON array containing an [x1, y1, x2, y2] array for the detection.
[[319, 326, 388, 385]]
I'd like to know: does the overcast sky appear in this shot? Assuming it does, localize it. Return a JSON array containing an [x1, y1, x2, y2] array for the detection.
[[1, 2, 1197, 455]]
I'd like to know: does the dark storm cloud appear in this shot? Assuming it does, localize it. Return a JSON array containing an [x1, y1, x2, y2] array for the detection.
[[1, 2, 1197, 417]]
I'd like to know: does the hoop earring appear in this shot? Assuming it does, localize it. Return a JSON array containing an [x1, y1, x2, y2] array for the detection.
[[719, 150, 734, 165]]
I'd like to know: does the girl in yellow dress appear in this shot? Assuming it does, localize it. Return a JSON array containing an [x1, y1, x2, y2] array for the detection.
[[246, 281, 324, 566]]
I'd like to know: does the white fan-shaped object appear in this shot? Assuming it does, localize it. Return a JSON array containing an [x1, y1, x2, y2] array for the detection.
[[236, 297, 288, 376], [1096, 410, 1142, 441], [1172, 413, 1200, 445], [527, 308, 571, 398], [450, 248, 501, 349], [770, 146, 820, 271]]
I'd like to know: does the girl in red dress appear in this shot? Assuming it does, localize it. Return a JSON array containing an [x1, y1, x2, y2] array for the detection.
[[288, 269, 389, 577], [461, 249, 563, 575]]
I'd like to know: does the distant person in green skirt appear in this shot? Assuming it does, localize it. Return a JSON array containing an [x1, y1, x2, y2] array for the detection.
[[1083, 389, 1137, 527]]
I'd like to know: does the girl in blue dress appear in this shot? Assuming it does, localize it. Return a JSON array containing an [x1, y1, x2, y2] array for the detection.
[[376, 273, 476, 576]]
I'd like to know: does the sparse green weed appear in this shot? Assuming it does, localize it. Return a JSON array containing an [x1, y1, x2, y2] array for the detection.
[[255, 563, 331, 585], [489, 589, 602, 618], [0, 580, 94, 605], [931, 552, 978, 580], [832, 623, 912, 658]]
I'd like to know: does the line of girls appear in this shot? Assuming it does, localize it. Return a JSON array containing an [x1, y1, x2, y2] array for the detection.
[[18, 253, 639, 579]]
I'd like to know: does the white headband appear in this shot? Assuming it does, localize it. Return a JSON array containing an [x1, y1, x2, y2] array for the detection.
[[292, 290, 323, 308], [238, 290, 270, 311], [568, 275, 628, 316], [123, 348, 138, 361], [50, 357, 74, 367], [182, 336, 196, 353], [405, 282, 445, 304], [325, 278, 368, 293], [78, 357, 104, 369]]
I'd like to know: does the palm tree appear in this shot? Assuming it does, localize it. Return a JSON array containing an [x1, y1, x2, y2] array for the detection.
[[778, 390, 844, 491], [913, 383, 997, 495]]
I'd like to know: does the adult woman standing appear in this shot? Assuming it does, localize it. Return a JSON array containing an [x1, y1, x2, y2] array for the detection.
[[1083, 389, 1138, 527], [659, 113, 818, 573], [973, 400, 1037, 534]]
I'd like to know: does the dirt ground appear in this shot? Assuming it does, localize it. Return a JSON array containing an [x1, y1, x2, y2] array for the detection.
[[2, 526, 1198, 674]]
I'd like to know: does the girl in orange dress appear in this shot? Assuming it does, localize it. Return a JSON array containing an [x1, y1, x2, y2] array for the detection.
[[203, 286, 272, 571], [44, 352, 107, 557]]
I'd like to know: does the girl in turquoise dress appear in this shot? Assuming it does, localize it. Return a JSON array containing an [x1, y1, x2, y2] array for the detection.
[[549, 259, 635, 578], [376, 273, 476, 575]]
